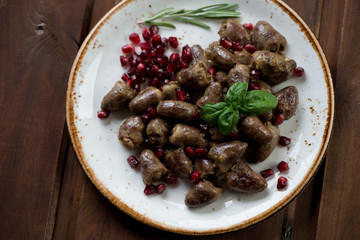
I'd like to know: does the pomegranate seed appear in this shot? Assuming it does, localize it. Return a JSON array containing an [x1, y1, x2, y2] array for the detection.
[[146, 106, 157, 118], [137, 63, 146, 74], [277, 161, 289, 172], [163, 79, 170, 85], [150, 49, 156, 58], [199, 123, 209, 133], [180, 61, 188, 69], [169, 53, 180, 63], [207, 67, 216, 75], [121, 73, 130, 82], [250, 69, 261, 79], [260, 168, 274, 178], [149, 78, 160, 87], [97, 109, 110, 119], [140, 50, 151, 61], [190, 171, 201, 184], [192, 111, 201, 120], [127, 155, 139, 168], [243, 23, 254, 30], [141, 113, 151, 123], [155, 149, 165, 160], [161, 37, 168, 47], [232, 41, 243, 51], [127, 78, 136, 89], [144, 139, 151, 148], [181, 45, 193, 62], [150, 65, 159, 75], [144, 184, 157, 195], [176, 87, 189, 101], [149, 25, 159, 36], [185, 146, 195, 158], [140, 42, 151, 51], [129, 33, 140, 45], [156, 183, 166, 194], [279, 136, 291, 146], [220, 37, 233, 49], [194, 148, 208, 158], [277, 176, 288, 190], [121, 44, 134, 54], [272, 113, 285, 125], [294, 67, 305, 77], [163, 174, 177, 184], [244, 44, 257, 53], [142, 28, 151, 41], [168, 36, 179, 48], [166, 62, 177, 73], [120, 55, 128, 66], [152, 34, 162, 45], [155, 45, 165, 57], [249, 81, 261, 91], [127, 67, 136, 76]]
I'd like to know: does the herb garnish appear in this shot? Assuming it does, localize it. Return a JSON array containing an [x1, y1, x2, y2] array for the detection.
[[140, 4, 241, 29], [200, 82, 278, 135]]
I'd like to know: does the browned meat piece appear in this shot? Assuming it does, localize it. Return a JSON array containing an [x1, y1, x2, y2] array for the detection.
[[234, 50, 251, 65], [275, 86, 299, 120], [241, 116, 273, 143], [251, 20, 287, 53], [205, 42, 236, 71], [185, 181, 222, 208], [139, 149, 168, 185], [169, 124, 208, 148], [146, 118, 169, 148], [129, 86, 163, 113], [250, 50, 296, 85], [258, 110, 273, 122], [162, 81, 179, 100], [209, 126, 243, 141], [118, 116, 144, 149], [196, 82, 224, 108], [189, 45, 208, 67], [101, 81, 137, 111], [176, 62, 213, 90], [157, 100, 197, 122], [194, 159, 215, 178], [218, 19, 251, 45], [208, 141, 248, 173], [164, 149, 193, 177], [226, 64, 250, 87], [225, 161, 267, 193], [214, 71, 227, 85]]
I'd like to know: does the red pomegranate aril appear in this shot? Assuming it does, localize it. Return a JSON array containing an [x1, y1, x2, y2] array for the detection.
[[277, 176, 288, 190], [141, 113, 151, 123], [155, 148, 165, 160], [163, 79, 170, 85], [127, 67, 137, 76], [156, 183, 166, 194], [136, 63, 146, 74], [166, 62, 177, 73], [277, 161, 290, 172], [150, 65, 159, 74], [249, 81, 261, 91], [180, 60, 188, 69], [279, 136, 291, 146], [121, 73, 130, 82], [152, 34, 162, 45], [164, 174, 178, 184], [140, 42, 151, 51], [149, 77, 160, 87], [243, 23, 254, 30], [176, 87, 189, 101], [144, 184, 157, 195], [181, 45, 193, 62], [250, 69, 261, 79], [97, 109, 110, 119], [190, 171, 201, 184], [194, 148, 208, 158], [199, 123, 209, 133], [244, 44, 257, 53], [150, 49, 156, 58], [144, 139, 151, 148], [129, 32, 141, 45], [207, 67, 216, 75], [127, 155, 139, 168], [122, 44, 134, 54], [149, 25, 159, 36], [168, 36, 179, 48], [192, 111, 201, 120], [232, 41, 243, 51], [294, 67, 305, 77], [120, 55, 128, 66], [161, 37, 168, 47], [272, 113, 285, 125], [155, 45, 165, 57], [260, 168, 274, 178], [169, 53, 180, 63], [220, 37, 233, 49], [185, 146, 195, 158], [142, 28, 151, 41], [146, 106, 157, 118]]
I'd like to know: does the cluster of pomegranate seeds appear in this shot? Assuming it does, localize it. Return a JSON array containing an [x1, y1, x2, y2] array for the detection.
[[127, 155, 139, 168], [243, 23, 254, 30], [272, 113, 285, 125], [277, 161, 289, 172], [97, 109, 110, 119], [163, 174, 178, 184], [277, 176, 288, 190], [294, 67, 304, 77], [176, 87, 190, 101], [190, 171, 201, 184], [279, 136, 291, 146], [244, 44, 257, 53], [155, 148, 165, 160], [141, 106, 157, 123], [207, 67, 216, 75], [185, 147, 208, 158], [248, 81, 261, 91], [144, 183, 167, 195], [260, 168, 274, 178]]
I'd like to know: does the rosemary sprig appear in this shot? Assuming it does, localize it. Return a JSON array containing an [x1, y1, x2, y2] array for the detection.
[[140, 3, 241, 29]]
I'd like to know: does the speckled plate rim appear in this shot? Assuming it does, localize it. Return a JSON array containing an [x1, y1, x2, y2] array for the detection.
[[66, 0, 334, 235]]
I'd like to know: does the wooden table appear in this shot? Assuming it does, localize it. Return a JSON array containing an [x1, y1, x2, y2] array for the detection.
[[1, 0, 359, 239]]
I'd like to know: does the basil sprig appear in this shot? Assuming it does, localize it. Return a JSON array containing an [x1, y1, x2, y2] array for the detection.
[[200, 82, 278, 135]]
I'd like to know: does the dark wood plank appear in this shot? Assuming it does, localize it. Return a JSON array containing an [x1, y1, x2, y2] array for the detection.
[[0, 0, 89, 239], [316, 0, 360, 239]]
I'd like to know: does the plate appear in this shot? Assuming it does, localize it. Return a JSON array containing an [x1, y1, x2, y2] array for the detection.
[[66, 0, 334, 235]]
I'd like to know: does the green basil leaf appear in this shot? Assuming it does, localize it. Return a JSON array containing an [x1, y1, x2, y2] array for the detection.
[[218, 107, 239, 135], [239, 90, 278, 115], [226, 82, 248, 109], [200, 102, 228, 126]]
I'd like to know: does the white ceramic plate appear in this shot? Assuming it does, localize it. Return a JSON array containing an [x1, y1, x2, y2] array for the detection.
[[66, 0, 334, 235]]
